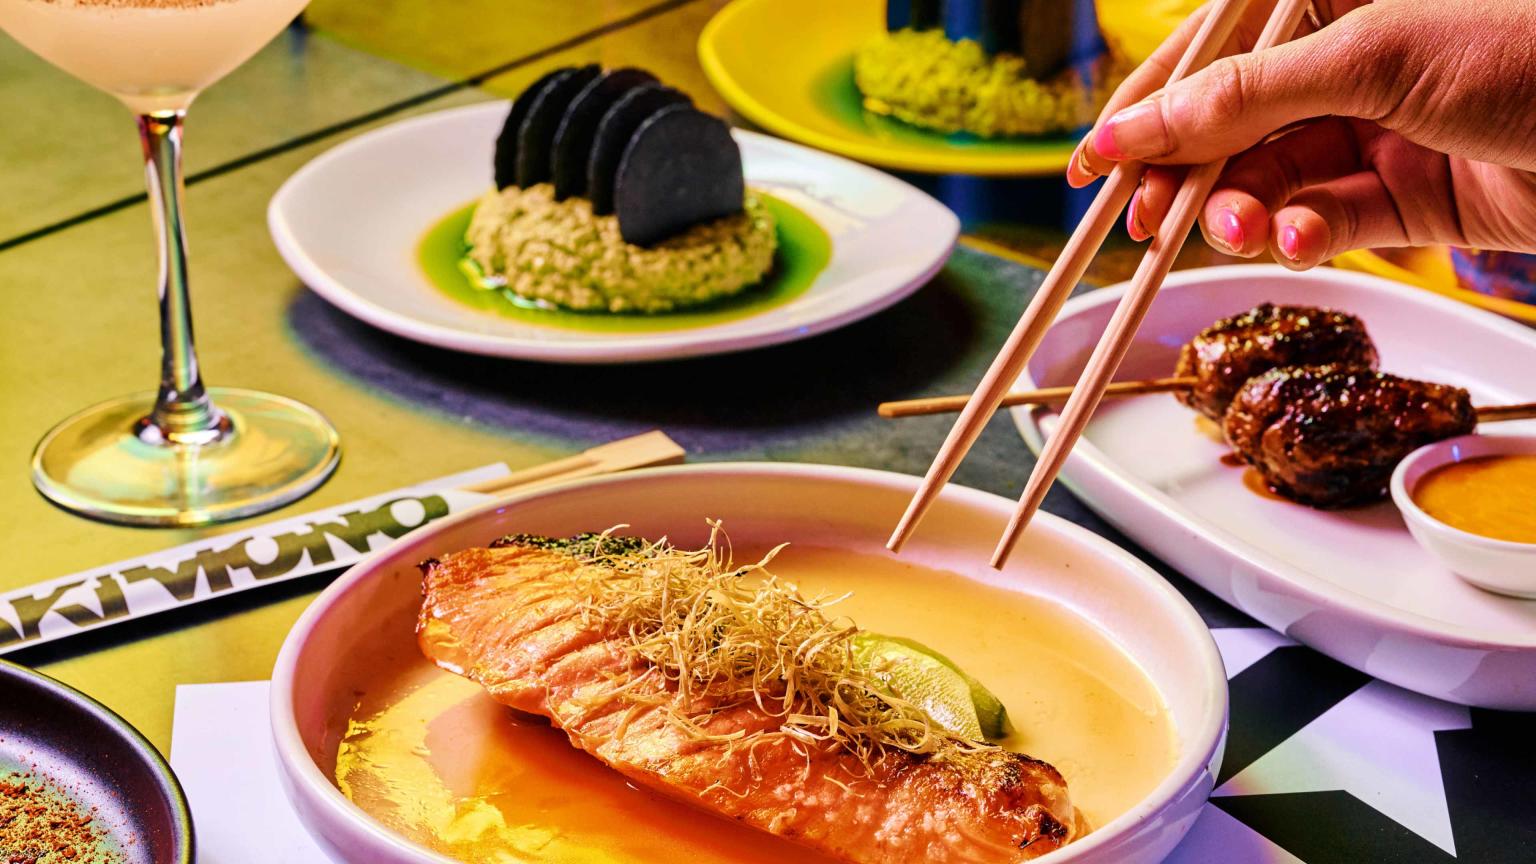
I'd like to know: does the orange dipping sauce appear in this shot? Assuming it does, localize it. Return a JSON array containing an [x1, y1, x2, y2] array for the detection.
[[1413, 455, 1536, 543]]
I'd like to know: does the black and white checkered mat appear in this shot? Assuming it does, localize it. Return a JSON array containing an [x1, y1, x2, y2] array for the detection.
[[1166, 627, 1534, 863]]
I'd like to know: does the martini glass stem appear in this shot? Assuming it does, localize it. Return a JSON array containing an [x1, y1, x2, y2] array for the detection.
[[137, 110, 226, 445]]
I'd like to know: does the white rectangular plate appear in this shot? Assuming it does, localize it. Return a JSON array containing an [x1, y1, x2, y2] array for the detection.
[[1015, 265, 1536, 709]]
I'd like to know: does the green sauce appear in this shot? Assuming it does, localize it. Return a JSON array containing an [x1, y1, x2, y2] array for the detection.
[[815, 56, 1077, 152], [418, 192, 832, 332]]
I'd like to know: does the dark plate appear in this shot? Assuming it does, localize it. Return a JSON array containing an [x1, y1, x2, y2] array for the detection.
[[0, 658, 193, 863]]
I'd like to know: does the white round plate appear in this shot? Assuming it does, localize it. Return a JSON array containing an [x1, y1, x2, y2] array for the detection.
[[268, 103, 958, 363], [1014, 265, 1536, 709], [271, 463, 1226, 864]]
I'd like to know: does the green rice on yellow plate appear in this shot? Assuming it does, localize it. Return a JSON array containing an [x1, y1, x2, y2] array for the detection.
[[853, 28, 1125, 138], [465, 185, 778, 314]]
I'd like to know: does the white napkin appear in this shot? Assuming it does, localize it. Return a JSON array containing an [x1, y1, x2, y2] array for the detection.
[[166, 673, 1293, 864], [170, 681, 335, 864], [172, 627, 1455, 864]]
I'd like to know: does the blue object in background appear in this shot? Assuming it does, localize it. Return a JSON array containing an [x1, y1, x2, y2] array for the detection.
[[1450, 249, 1536, 305], [904, 171, 1105, 238], [1062, 0, 1108, 228], [889, 0, 942, 31], [1068, 0, 1106, 66], [943, 0, 994, 49]]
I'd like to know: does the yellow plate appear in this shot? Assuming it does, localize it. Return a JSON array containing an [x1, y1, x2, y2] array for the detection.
[[1334, 248, 1536, 326], [698, 0, 1081, 176]]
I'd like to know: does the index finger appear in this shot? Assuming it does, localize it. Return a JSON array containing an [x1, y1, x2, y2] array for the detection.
[[1077, 0, 1265, 177], [1096, 2, 1218, 129], [1077, 0, 1358, 178]]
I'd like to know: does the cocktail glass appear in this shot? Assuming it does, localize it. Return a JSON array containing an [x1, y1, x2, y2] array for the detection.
[[0, 0, 339, 526]]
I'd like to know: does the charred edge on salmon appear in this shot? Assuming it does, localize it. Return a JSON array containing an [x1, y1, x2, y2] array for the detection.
[[488, 532, 650, 559]]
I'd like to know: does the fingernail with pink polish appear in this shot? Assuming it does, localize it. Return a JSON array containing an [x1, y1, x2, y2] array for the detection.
[[1278, 224, 1300, 261], [1091, 123, 1123, 161], [1216, 210, 1245, 252], [1126, 189, 1148, 241], [1094, 102, 1164, 160], [1066, 143, 1091, 186]]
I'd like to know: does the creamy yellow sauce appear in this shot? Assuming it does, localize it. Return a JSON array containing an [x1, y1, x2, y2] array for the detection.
[[335, 545, 1177, 861], [1414, 455, 1536, 543]]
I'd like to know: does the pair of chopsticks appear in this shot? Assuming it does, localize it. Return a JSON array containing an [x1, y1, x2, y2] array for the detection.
[[461, 430, 685, 495], [887, 0, 1315, 567]]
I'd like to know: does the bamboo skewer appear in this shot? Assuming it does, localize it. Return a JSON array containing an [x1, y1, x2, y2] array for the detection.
[[462, 430, 686, 496], [885, 0, 1256, 554], [1476, 402, 1536, 423], [880, 377, 1197, 418], [882, 380, 1536, 424], [989, 0, 1324, 568]]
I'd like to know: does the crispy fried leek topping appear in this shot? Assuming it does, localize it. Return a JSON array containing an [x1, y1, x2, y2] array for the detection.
[[556, 522, 997, 771]]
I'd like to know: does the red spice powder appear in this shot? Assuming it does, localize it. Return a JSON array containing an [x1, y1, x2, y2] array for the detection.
[[0, 771, 120, 864]]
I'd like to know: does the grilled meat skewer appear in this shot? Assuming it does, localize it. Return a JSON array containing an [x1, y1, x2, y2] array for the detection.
[[1175, 303, 1380, 423], [880, 303, 1380, 420], [1223, 365, 1477, 508]]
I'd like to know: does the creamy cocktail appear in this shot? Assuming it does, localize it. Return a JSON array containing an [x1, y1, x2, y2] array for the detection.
[[0, 0, 309, 112], [1, 0, 338, 525]]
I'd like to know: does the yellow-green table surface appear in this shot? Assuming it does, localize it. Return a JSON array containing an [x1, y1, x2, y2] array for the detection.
[[0, 0, 1241, 753], [8, 10, 1531, 864]]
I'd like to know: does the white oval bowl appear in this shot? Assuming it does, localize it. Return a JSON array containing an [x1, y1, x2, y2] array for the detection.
[[270, 463, 1226, 864], [1392, 434, 1536, 599], [1014, 264, 1536, 709]]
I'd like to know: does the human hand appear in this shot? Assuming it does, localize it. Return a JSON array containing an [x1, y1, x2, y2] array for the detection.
[[1069, 0, 1536, 268]]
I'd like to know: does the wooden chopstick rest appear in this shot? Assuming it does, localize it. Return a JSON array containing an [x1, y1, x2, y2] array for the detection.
[[462, 430, 686, 497]]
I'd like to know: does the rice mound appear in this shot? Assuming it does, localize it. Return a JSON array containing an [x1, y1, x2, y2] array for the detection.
[[464, 185, 777, 314], [853, 28, 1125, 138]]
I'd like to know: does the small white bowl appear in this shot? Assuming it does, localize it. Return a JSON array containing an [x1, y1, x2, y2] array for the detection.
[[1392, 434, 1536, 598]]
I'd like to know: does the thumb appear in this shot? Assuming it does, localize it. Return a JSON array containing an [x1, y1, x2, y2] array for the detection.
[[1090, 7, 1403, 166]]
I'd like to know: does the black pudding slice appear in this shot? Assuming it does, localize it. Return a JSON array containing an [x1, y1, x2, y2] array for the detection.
[[586, 84, 690, 216], [493, 66, 575, 190], [515, 64, 601, 188], [614, 105, 745, 247], [551, 68, 657, 201]]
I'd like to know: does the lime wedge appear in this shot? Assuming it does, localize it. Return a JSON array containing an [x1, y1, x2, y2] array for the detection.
[[852, 633, 1009, 741]]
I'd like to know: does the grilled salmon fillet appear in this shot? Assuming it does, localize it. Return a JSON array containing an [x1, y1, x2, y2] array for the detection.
[[417, 535, 1077, 863]]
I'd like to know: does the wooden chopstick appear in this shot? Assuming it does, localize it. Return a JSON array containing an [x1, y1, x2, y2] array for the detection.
[[461, 431, 685, 496], [879, 377, 1196, 418], [990, 0, 1316, 568], [886, 0, 1256, 554]]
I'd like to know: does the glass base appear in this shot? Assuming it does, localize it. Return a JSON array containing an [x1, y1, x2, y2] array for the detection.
[[31, 387, 341, 527]]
